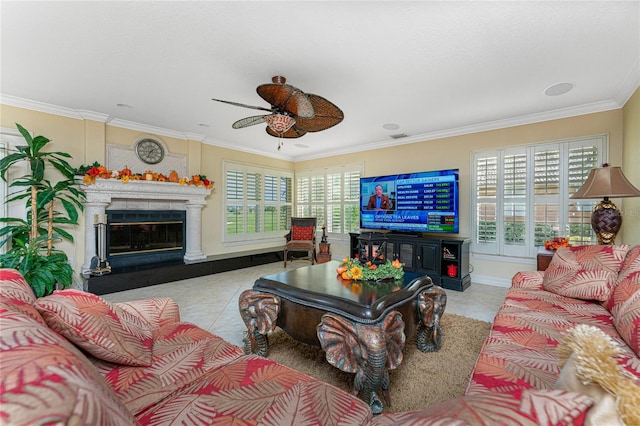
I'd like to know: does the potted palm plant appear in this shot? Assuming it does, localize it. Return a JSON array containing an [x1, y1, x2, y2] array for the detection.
[[0, 123, 85, 297]]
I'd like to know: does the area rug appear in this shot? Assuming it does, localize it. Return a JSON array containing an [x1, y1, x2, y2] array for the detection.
[[266, 313, 492, 413]]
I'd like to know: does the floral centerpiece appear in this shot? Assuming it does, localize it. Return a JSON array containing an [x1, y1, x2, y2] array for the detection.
[[544, 237, 571, 251], [77, 162, 214, 189], [336, 257, 404, 282]]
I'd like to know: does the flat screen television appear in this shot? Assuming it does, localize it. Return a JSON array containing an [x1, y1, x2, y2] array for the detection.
[[359, 169, 459, 234]]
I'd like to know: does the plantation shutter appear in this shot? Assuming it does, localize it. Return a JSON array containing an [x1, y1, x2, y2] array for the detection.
[[296, 176, 310, 216], [533, 148, 561, 245], [326, 172, 341, 233], [280, 176, 292, 231], [264, 174, 277, 232], [343, 170, 361, 233], [475, 155, 498, 254], [502, 151, 527, 256], [566, 142, 600, 245], [226, 169, 244, 234]]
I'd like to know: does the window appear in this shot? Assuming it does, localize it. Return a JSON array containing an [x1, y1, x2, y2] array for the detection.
[[224, 161, 293, 243], [472, 135, 606, 258], [0, 127, 25, 254], [295, 164, 362, 238]]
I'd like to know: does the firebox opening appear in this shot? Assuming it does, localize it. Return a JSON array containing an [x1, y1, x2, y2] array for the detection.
[[106, 210, 186, 268]]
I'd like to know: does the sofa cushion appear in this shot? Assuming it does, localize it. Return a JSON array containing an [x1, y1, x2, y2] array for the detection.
[[555, 324, 640, 426], [370, 389, 593, 426], [542, 245, 630, 301], [0, 306, 138, 426], [134, 354, 373, 425], [35, 289, 154, 366], [93, 321, 246, 415]]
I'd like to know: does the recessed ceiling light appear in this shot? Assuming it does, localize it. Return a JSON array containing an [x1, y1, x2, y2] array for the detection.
[[116, 103, 133, 109], [544, 82, 574, 96], [383, 123, 400, 130], [294, 143, 309, 149]]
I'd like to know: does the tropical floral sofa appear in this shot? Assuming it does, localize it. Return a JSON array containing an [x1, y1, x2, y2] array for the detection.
[[466, 244, 640, 426], [2, 267, 597, 425]]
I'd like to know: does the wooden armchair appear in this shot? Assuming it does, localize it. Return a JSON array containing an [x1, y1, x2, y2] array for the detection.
[[283, 217, 317, 267]]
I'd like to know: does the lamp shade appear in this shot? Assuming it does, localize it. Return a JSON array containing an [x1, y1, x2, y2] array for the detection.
[[570, 164, 640, 199], [264, 114, 296, 134]]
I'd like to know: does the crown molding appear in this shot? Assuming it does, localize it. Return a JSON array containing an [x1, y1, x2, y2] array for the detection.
[[106, 118, 192, 140], [291, 99, 624, 162], [78, 110, 110, 122], [615, 57, 640, 106], [0, 94, 86, 119], [201, 136, 294, 161]]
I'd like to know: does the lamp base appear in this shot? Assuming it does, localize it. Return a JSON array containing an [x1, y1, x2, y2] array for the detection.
[[591, 199, 622, 245]]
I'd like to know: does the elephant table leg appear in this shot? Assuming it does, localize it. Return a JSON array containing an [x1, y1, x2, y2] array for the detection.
[[416, 285, 447, 352], [317, 311, 405, 415], [238, 290, 280, 357]]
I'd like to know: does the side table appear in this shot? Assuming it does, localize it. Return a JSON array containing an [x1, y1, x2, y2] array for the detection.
[[317, 242, 331, 263], [536, 249, 555, 271]]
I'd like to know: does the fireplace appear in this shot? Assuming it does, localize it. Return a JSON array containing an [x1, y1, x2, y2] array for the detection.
[[80, 179, 212, 274], [106, 210, 186, 268]]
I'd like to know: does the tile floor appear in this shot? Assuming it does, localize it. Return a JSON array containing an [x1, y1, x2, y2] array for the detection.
[[102, 259, 509, 348]]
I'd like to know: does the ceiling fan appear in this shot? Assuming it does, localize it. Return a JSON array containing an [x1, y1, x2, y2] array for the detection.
[[212, 76, 344, 148]]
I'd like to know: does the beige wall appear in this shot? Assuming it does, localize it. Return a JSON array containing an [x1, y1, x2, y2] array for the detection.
[[297, 109, 627, 285], [622, 87, 640, 244], [2, 101, 636, 285]]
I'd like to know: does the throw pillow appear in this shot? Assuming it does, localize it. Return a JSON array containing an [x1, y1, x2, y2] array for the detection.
[[34, 289, 154, 366], [542, 245, 630, 301], [555, 324, 640, 426], [291, 225, 314, 241], [1, 306, 138, 425], [607, 246, 640, 355]]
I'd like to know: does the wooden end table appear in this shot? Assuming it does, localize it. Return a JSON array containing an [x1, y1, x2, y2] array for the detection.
[[537, 249, 555, 271], [238, 261, 447, 414]]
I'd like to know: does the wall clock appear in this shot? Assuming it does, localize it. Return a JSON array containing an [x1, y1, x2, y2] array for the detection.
[[135, 138, 165, 165]]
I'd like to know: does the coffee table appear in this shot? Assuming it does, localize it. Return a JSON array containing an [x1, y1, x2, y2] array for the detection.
[[238, 261, 447, 413]]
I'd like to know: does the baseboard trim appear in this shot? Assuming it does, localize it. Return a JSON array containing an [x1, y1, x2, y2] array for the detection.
[[471, 274, 511, 288]]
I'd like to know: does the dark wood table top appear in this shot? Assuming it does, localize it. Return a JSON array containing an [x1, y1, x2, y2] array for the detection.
[[254, 260, 433, 323]]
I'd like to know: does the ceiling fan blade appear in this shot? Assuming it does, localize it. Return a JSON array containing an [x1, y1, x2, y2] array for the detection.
[[266, 125, 307, 138], [211, 98, 273, 113], [232, 115, 268, 129], [294, 94, 344, 132], [257, 83, 314, 118]]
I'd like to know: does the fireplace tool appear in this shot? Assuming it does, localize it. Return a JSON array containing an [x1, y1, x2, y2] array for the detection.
[[91, 214, 111, 276]]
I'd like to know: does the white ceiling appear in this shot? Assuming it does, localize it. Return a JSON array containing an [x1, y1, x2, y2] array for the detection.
[[1, 1, 638, 161]]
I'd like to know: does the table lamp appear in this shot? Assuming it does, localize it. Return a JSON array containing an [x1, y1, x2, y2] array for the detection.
[[570, 163, 640, 244]]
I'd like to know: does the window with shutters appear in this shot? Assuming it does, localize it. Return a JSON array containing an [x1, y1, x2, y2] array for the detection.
[[472, 135, 606, 258], [224, 161, 293, 243], [295, 164, 363, 239]]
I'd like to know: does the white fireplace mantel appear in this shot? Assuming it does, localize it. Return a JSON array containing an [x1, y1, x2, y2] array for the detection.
[[80, 179, 212, 273]]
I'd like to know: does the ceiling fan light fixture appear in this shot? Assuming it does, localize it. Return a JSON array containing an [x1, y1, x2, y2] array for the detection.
[[265, 114, 296, 134]]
